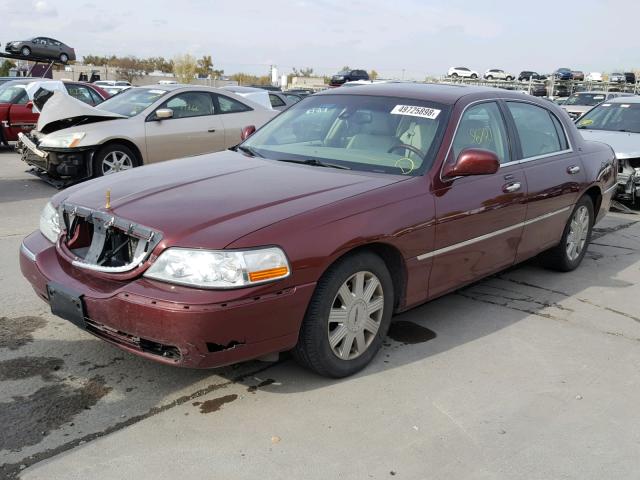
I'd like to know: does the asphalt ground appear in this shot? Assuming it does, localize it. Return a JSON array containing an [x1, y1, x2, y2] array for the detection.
[[1, 147, 639, 479]]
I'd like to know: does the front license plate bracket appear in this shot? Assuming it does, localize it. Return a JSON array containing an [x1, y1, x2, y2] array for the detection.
[[47, 283, 86, 328]]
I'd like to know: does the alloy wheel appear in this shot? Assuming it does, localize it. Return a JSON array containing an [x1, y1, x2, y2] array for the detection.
[[566, 205, 590, 261], [101, 151, 134, 175], [327, 271, 384, 360]]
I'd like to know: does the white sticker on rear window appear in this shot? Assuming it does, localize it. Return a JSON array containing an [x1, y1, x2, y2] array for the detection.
[[602, 103, 611, 107], [390, 105, 441, 119], [149, 90, 166, 94], [621, 104, 631, 108], [594, 95, 605, 100]]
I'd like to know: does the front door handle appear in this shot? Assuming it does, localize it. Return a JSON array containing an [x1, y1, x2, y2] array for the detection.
[[207, 128, 216, 133], [567, 165, 581, 174], [503, 182, 522, 193]]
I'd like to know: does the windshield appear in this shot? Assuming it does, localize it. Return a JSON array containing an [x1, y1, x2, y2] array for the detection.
[[565, 93, 607, 106], [0, 84, 26, 103], [241, 94, 450, 176], [97, 88, 168, 117], [577, 102, 640, 133]]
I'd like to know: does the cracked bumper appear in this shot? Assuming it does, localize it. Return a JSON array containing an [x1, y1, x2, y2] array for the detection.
[[19, 231, 315, 368]]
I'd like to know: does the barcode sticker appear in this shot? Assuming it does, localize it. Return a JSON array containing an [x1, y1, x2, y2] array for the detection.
[[390, 105, 441, 119]]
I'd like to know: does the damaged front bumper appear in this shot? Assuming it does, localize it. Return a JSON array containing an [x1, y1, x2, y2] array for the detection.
[[616, 163, 640, 201], [19, 231, 315, 368], [17, 132, 96, 187]]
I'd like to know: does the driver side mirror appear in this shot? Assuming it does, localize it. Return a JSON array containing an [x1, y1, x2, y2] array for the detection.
[[442, 148, 500, 178], [25, 101, 33, 110], [154, 108, 173, 120]]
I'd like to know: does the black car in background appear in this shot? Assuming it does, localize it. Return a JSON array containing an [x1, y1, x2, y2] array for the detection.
[[329, 69, 369, 86], [4, 37, 76, 64], [518, 71, 546, 81], [624, 72, 636, 84]]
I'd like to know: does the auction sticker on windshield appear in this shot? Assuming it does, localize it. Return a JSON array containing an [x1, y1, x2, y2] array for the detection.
[[390, 105, 441, 119]]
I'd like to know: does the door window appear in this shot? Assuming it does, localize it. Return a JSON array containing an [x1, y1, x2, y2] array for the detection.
[[65, 85, 95, 105], [214, 94, 252, 114], [161, 92, 213, 119], [506, 102, 567, 158], [269, 94, 286, 108], [452, 102, 509, 163]]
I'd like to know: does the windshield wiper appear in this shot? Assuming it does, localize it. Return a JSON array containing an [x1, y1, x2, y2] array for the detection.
[[277, 158, 351, 170], [236, 145, 263, 158]]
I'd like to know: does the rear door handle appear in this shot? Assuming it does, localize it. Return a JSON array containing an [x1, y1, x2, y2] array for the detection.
[[207, 128, 216, 133], [567, 165, 581, 174], [503, 182, 521, 193]]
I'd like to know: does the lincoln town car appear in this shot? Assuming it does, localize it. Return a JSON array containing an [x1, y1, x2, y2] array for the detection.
[[20, 84, 617, 377]]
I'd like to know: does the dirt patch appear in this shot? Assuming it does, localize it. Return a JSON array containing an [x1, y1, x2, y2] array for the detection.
[[0, 356, 63, 381], [0, 376, 111, 452], [199, 394, 238, 413], [387, 321, 437, 344], [0, 316, 47, 350]]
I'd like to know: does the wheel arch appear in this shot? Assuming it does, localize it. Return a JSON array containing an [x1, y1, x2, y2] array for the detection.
[[583, 185, 602, 216], [323, 242, 407, 312]]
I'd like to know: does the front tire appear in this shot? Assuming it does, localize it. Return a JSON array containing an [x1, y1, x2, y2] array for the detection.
[[451, 73, 458, 78], [92, 143, 138, 177], [60, 53, 69, 64], [21, 46, 31, 56], [540, 196, 594, 271], [293, 252, 394, 378]]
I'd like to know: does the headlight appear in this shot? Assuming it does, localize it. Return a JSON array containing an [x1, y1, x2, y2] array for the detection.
[[39, 201, 60, 243], [144, 247, 290, 289], [39, 132, 86, 149]]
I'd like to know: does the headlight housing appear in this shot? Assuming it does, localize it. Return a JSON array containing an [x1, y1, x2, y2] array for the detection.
[[39, 201, 60, 243], [39, 132, 86, 149], [144, 247, 290, 289]]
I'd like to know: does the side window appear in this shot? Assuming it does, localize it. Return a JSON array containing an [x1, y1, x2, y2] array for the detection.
[[452, 102, 510, 164], [161, 91, 213, 119], [15, 90, 28, 105], [214, 94, 252, 114], [66, 85, 94, 105], [507, 102, 565, 158], [269, 94, 286, 108], [87, 88, 103, 105]]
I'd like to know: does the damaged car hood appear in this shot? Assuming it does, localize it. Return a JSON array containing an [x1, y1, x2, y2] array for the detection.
[[54, 151, 408, 250], [36, 91, 126, 133], [580, 129, 640, 159]]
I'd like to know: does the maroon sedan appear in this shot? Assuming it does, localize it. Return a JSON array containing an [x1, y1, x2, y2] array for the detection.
[[20, 84, 616, 377]]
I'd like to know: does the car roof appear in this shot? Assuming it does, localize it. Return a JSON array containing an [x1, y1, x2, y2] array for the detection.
[[607, 96, 640, 104], [316, 82, 524, 105]]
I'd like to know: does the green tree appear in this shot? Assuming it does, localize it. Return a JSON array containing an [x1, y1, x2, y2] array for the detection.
[[292, 67, 314, 77], [197, 55, 213, 76], [173, 54, 198, 84], [0, 60, 16, 76]]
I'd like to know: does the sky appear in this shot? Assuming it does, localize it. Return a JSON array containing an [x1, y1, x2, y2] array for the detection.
[[2, 0, 640, 80]]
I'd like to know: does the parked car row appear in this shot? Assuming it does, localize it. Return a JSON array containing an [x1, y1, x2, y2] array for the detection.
[[447, 66, 637, 85], [17, 84, 277, 185]]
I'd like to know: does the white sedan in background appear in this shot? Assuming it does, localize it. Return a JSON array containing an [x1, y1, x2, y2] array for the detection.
[[447, 66, 478, 79]]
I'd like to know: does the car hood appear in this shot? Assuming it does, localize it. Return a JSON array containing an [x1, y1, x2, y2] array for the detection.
[[55, 151, 408, 250], [37, 91, 126, 134], [579, 129, 640, 159]]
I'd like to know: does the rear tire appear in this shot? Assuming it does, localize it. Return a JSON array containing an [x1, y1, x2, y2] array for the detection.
[[92, 143, 139, 178], [540, 196, 594, 272], [506, 76, 513, 81], [486, 75, 493, 80], [471, 74, 478, 79], [293, 252, 394, 378], [21, 46, 31, 57], [60, 53, 69, 64]]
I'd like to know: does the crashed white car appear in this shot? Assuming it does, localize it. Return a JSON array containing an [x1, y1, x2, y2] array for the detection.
[[577, 96, 640, 201], [17, 84, 278, 186]]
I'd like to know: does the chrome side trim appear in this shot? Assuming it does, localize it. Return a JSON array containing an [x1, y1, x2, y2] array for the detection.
[[417, 206, 571, 261], [20, 242, 37, 262]]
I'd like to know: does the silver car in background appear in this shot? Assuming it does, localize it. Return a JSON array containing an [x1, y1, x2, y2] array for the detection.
[[562, 91, 634, 120], [577, 96, 640, 201], [17, 84, 277, 186]]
